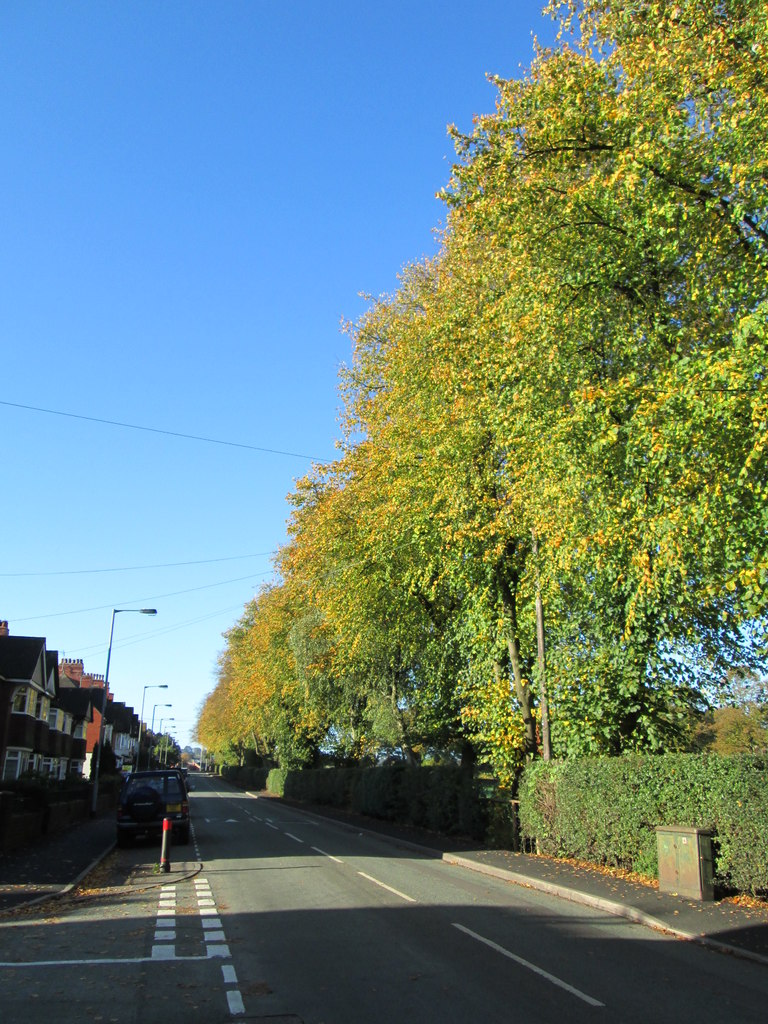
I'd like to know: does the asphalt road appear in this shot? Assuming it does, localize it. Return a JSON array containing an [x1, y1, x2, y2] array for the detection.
[[0, 774, 766, 1023]]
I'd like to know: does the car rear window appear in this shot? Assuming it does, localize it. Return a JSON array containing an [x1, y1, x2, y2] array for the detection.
[[124, 775, 184, 800]]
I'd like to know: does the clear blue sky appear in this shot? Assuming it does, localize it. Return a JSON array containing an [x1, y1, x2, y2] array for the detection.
[[1, 1, 556, 748]]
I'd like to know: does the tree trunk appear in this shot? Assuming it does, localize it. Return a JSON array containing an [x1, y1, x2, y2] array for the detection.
[[498, 573, 537, 755], [531, 529, 551, 760]]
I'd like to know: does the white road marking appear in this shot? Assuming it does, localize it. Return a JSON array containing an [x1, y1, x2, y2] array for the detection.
[[284, 832, 303, 843], [311, 846, 343, 864], [222, 965, 238, 984], [206, 943, 231, 958], [0, 955, 213, 968], [151, 944, 176, 960], [357, 871, 416, 903], [226, 990, 246, 1015], [452, 923, 605, 1007]]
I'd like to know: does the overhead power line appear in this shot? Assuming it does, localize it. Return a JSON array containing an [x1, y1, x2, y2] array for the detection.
[[0, 399, 327, 462], [0, 551, 275, 578], [11, 570, 274, 622]]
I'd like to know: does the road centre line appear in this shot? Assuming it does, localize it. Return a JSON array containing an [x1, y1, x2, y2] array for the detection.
[[357, 871, 416, 903], [311, 846, 344, 864], [452, 924, 605, 1008], [284, 832, 304, 843]]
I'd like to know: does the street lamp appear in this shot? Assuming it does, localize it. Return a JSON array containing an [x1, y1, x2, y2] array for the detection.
[[149, 702, 172, 768], [159, 718, 175, 766], [138, 684, 168, 773], [91, 607, 157, 815]]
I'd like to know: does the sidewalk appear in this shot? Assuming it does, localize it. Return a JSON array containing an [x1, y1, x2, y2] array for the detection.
[[0, 813, 116, 913], [2, 794, 767, 970]]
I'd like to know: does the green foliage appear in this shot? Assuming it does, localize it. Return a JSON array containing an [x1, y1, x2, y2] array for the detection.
[[90, 741, 117, 780], [278, 765, 487, 840], [220, 765, 269, 791], [266, 768, 289, 796], [200, 0, 768, 780], [519, 753, 768, 894]]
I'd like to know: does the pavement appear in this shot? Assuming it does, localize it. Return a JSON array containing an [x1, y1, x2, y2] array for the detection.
[[2, 790, 767, 970]]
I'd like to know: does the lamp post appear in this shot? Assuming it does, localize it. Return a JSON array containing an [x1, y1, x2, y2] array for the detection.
[[138, 684, 168, 773], [91, 607, 157, 815], [159, 718, 175, 766], [148, 703, 172, 768]]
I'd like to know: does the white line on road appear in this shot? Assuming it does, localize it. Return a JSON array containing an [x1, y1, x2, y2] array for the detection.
[[452, 923, 605, 1008], [311, 846, 343, 864], [284, 832, 304, 843], [226, 990, 246, 1015], [0, 955, 214, 968], [357, 871, 416, 903]]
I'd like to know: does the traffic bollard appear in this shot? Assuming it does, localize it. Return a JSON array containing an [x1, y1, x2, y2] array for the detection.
[[160, 817, 172, 872]]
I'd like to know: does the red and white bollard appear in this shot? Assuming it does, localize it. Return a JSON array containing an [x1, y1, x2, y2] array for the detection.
[[160, 817, 172, 873]]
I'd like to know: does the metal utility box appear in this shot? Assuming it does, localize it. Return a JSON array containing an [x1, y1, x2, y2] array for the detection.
[[656, 825, 714, 900]]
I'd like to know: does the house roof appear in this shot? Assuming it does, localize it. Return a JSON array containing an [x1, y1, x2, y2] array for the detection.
[[54, 687, 94, 722], [106, 700, 139, 736], [0, 636, 57, 694]]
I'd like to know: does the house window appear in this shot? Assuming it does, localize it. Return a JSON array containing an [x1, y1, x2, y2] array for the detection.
[[12, 688, 30, 714], [2, 750, 30, 781], [73, 721, 86, 739]]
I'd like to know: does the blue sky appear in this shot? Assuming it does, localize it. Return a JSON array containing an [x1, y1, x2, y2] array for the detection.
[[1, 1, 556, 748]]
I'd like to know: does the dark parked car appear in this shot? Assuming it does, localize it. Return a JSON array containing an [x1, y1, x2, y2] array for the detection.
[[116, 769, 191, 847]]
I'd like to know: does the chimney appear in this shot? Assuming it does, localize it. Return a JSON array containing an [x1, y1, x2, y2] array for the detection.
[[60, 657, 85, 684], [0, 621, 9, 637]]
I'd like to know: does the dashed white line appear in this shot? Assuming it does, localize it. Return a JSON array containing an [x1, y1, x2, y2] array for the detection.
[[357, 871, 416, 903], [452, 923, 605, 1007], [226, 990, 246, 1015], [311, 846, 343, 864], [284, 832, 303, 843]]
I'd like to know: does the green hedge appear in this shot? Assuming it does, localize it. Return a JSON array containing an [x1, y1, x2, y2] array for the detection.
[[220, 765, 269, 791], [270, 765, 487, 839], [518, 753, 768, 895]]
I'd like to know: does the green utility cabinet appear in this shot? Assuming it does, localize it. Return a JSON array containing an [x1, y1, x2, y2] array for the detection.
[[655, 825, 714, 900]]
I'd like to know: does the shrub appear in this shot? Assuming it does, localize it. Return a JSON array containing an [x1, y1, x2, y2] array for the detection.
[[518, 753, 768, 895]]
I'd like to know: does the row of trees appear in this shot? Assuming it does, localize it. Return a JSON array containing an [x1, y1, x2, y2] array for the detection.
[[198, 0, 767, 784]]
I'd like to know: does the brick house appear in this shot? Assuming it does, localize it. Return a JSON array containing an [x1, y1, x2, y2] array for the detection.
[[0, 623, 134, 782], [58, 659, 139, 773], [0, 620, 96, 781]]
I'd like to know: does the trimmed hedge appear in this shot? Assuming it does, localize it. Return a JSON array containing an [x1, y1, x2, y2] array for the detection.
[[518, 753, 768, 895], [220, 765, 269, 791], [267, 765, 487, 840]]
